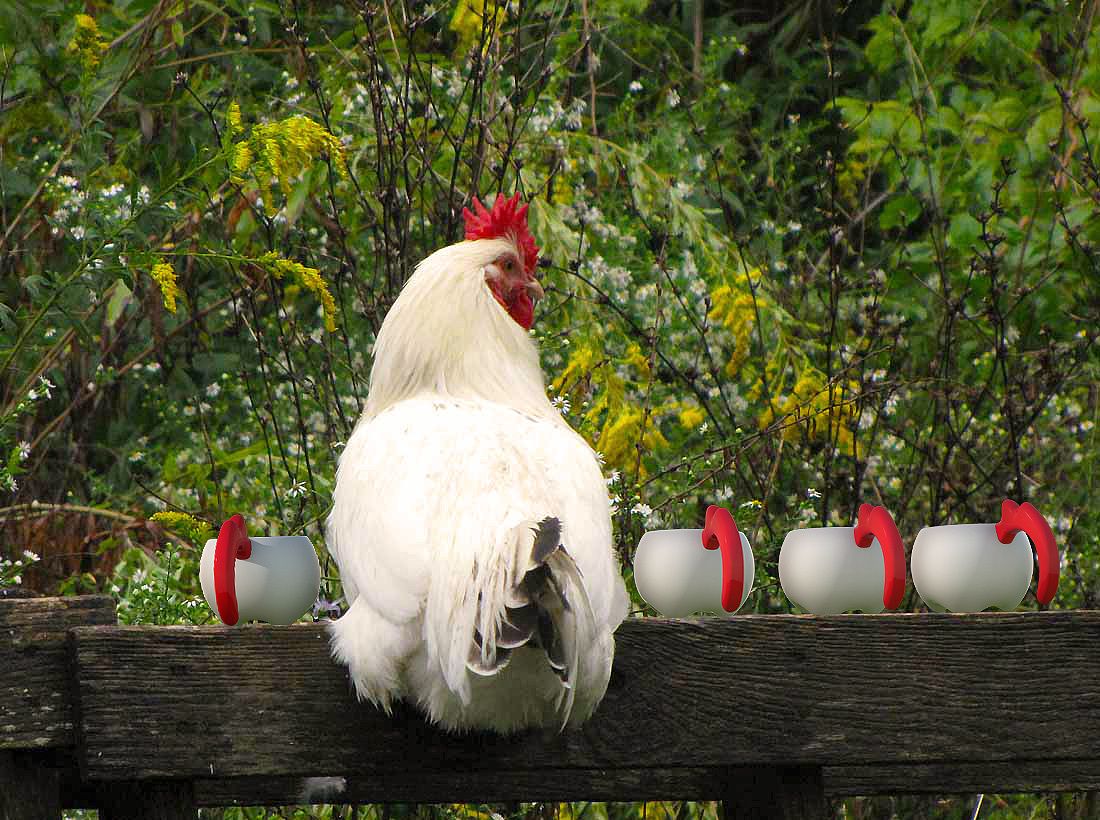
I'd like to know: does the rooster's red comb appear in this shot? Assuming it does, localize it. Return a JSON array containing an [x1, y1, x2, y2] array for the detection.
[[463, 192, 539, 275]]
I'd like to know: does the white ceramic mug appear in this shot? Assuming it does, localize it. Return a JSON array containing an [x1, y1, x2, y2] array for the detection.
[[779, 504, 906, 614], [910, 499, 1059, 613], [200, 514, 321, 625], [634, 505, 754, 617]]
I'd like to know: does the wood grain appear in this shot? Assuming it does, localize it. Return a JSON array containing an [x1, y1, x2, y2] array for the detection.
[[186, 760, 1100, 806], [0, 595, 116, 749], [68, 611, 1100, 793]]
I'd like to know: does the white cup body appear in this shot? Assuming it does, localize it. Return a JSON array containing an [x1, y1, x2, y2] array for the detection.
[[910, 523, 1032, 612], [779, 526, 887, 614], [634, 528, 754, 617], [200, 535, 321, 625]]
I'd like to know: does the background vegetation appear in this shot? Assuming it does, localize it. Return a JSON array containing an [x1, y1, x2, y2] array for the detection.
[[3, 0, 1099, 817]]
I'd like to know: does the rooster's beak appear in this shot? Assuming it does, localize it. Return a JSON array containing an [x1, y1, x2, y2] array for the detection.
[[525, 278, 544, 303]]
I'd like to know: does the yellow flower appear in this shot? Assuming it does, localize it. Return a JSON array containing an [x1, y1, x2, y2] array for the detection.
[[708, 272, 765, 377], [257, 252, 338, 332], [595, 406, 668, 476], [68, 14, 108, 74], [623, 342, 650, 377], [149, 260, 179, 313], [230, 141, 252, 185], [450, 0, 506, 53], [150, 511, 213, 544], [551, 342, 601, 397], [227, 102, 243, 137], [762, 367, 862, 457], [226, 114, 347, 215], [679, 404, 705, 430]]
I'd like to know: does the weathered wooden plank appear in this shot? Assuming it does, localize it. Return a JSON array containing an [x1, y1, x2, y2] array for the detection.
[[0, 595, 116, 749], [69, 612, 1100, 789], [825, 759, 1100, 795], [175, 758, 1100, 807]]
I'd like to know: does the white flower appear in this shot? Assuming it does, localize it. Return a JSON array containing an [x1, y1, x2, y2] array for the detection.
[[628, 80, 643, 93], [787, 220, 802, 234], [666, 88, 680, 108], [205, 382, 221, 399], [17, 441, 30, 461], [806, 488, 821, 499], [632, 502, 652, 516], [22, 550, 39, 562]]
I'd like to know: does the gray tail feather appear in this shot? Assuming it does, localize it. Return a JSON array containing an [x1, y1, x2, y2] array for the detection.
[[466, 516, 592, 729]]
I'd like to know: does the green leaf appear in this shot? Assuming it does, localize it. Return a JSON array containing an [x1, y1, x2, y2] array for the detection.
[[948, 213, 981, 253], [171, 21, 184, 47], [106, 278, 133, 326], [528, 199, 580, 264], [880, 193, 920, 231]]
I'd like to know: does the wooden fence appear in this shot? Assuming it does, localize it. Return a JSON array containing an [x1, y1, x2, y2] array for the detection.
[[2, 594, 1100, 820]]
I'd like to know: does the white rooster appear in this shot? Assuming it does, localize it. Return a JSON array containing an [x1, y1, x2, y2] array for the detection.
[[326, 193, 630, 733]]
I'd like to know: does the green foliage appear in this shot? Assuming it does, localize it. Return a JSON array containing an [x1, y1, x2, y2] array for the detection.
[[108, 541, 213, 626]]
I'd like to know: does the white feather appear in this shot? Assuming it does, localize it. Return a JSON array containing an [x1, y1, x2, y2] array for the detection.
[[327, 237, 629, 733]]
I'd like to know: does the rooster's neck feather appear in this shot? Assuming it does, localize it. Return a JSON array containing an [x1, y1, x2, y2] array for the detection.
[[363, 239, 554, 421]]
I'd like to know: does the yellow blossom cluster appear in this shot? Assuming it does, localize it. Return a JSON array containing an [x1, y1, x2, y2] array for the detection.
[[149, 260, 180, 313], [552, 340, 668, 477], [256, 251, 338, 332], [226, 105, 348, 217], [708, 268, 766, 376], [450, 0, 506, 54], [150, 511, 213, 544], [68, 14, 108, 75], [758, 367, 863, 457], [227, 102, 243, 137], [678, 403, 705, 430], [596, 406, 669, 472]]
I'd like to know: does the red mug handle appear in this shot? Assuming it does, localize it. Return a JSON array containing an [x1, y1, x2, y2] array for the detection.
[[701, 505, 745, 613], [995, 499, 1059, 604], [852, 503, 906, 610], [214, 514, 252, 626]]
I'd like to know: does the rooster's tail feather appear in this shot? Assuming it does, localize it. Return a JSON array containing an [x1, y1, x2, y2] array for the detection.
[[466, 516, 594, 729]]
